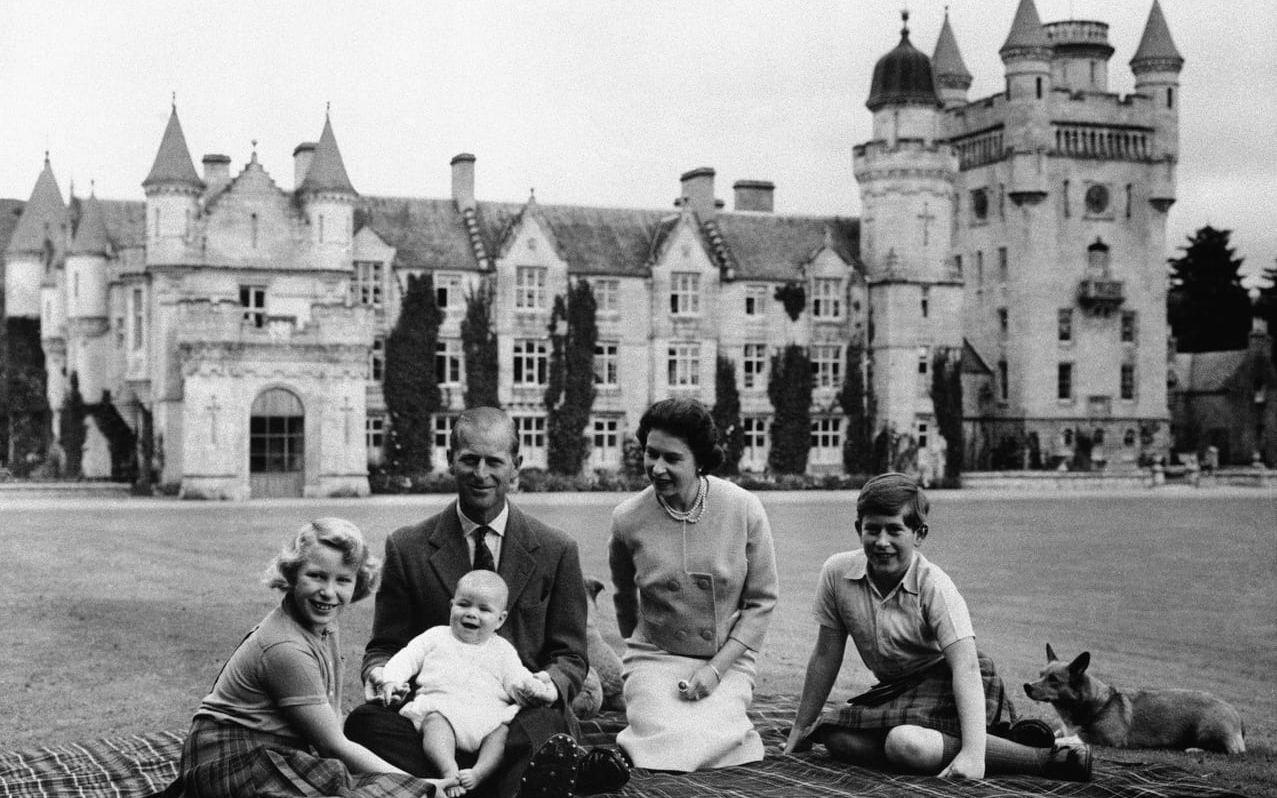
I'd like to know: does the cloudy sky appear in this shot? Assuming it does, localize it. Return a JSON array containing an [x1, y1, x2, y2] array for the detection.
[[2, 0, 1272, 281]]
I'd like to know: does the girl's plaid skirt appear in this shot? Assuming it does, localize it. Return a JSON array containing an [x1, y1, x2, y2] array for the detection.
[[158, 716, 437, 798], [815, 652, 1018, 739]]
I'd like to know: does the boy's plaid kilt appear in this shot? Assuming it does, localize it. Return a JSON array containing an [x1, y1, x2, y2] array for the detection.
[[157, 716, 436, 798], [815, 652, 1018, 739]]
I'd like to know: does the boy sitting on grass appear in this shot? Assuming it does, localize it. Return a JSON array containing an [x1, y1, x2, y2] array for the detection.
[[783, 472, 1092, 782]]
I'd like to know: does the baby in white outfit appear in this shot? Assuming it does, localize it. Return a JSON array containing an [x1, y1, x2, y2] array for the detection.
[[381, 570, 556, 796]]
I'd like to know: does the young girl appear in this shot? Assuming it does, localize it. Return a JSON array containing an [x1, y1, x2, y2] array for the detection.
[[378, 570, 557, 797], [783, 473, 1092, 782], [163, 518, 456, 798]]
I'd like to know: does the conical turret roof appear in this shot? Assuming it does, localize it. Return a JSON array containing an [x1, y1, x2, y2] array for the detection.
[[932, 11, 972, 86], [1131, 0, 1184, 71], [143, 105, 204, 190], [867, 14, 938, 111], [6, 155, 67, 255], [298, 114, 357, 195], [70, 195, 111, 256], [1000, 0, 1050, 58]]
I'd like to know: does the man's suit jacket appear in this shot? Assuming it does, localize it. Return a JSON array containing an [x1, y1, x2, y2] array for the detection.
[[362, 500, 589, 708]]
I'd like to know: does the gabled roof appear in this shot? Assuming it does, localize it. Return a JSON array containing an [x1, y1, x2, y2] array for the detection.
[[69, 195, 111, 256], [999, 0, 1050, 57], [142, 105, 204, 190], [358, 197, 479, 270], [1130, 0, 1184, 70], [715, 213, 860, 280], [298, 115, 357, 195], [6, 156, 67, 256], [932, 12, 972, 86]]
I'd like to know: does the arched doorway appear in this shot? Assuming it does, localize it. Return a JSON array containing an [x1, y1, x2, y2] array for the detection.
[[250, 387, 304, 498]]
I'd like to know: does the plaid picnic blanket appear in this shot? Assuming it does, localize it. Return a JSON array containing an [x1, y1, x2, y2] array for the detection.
[[0, 696, 1246, 798]]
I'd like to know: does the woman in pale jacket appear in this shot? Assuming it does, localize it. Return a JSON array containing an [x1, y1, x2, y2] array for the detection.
[[608, 398, 779, 771]]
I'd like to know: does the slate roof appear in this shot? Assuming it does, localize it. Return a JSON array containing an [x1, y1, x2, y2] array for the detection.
[[298, 116, 357, 195], [142, 106, 203, 190], [6, 157, 67, 255], [1130, 0, 1184, 69], [69, 196, 111, 255], [67, 197, 147, 250], [1000, 0, 1050, 56], [932, 12, 972, 86], [867, 22, 939, 111], [0, 199, 28, 257], [358, 194, 861, 280]]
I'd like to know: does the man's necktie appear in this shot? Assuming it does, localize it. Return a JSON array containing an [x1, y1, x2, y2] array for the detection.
[[472, 526, 496, 571]]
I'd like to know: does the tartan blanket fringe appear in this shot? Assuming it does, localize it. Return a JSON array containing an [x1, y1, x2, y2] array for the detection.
[[0, 696, 1247, 798]]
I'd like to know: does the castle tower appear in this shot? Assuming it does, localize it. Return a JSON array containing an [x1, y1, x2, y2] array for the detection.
[[932, 10, 972, 110], [5, 155, 67, 319], [65, 194, 111, 402], [854, 12, 961, 441], [142, 103, 204, 266], [296, 113, 357, 272], [1131, 0, 1184, 211], [1000, 0, 1052, 204], [1045, 18, 1114, 94]]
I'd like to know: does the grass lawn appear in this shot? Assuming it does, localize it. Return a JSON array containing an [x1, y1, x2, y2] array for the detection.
[[1, 490, 1273, 794]]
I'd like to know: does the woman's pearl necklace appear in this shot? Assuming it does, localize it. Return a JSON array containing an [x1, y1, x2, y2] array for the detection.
[[657, 476, 708, 524]]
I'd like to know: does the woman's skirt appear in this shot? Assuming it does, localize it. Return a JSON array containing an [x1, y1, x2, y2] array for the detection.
[[616, 636, 764, 772], [168, 715, 437, 798], [815, 652, 1018, 740]]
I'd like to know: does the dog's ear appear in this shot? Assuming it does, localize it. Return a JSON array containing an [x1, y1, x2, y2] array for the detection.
[[1067, 651, 1090, 677], [1046, 643, 1058, 662]]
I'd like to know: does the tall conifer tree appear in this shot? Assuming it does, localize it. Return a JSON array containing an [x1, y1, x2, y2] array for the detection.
[[384, 273, 443, 477], [545, 280, 598, 474]]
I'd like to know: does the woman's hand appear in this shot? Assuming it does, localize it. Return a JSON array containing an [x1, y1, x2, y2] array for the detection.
[[677, 664, 720, 701], [782, 722, 819, 754], [938, 748, 985, 780]]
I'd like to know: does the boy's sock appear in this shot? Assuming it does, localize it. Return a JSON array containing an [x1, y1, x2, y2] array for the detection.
[[980, 733, 1051, 774]]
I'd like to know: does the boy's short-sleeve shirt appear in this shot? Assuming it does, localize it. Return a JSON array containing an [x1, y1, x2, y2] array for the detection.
[[813, 550, 973, 682], [195, 600, 341, 740]]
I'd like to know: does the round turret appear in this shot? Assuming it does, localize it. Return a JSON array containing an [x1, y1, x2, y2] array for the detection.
[[866, 13, 938, 112]]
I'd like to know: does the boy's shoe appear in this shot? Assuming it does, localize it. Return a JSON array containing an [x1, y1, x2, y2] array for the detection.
[[1008, 719, 1057, 749], [574, 745, 632, 796], [518, 734, 584, 798], [1043, 740, 1093, 782]]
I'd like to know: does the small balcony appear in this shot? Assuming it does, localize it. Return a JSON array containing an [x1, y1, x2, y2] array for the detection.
[[1077, 278, 1125, 315]]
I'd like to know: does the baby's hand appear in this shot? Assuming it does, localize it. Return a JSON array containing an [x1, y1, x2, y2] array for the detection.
[[379, 681, 410, 706]]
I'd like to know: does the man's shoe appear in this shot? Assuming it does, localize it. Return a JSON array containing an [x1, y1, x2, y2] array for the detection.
[[519, 734, 584, 798], [1008, 718, 1056, 749], [1043, 740, 1093, 782], [574, 746, 631, 795]]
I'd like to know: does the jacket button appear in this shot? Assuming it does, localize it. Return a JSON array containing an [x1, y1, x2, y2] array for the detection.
[[676, 629, 688, 640], [696, 577, 710, 590], [700, 629, 713, 640], [667, 579, 680, 591]]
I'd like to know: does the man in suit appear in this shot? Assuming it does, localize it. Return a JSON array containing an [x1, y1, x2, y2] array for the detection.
[[345, 406, 589, 797]]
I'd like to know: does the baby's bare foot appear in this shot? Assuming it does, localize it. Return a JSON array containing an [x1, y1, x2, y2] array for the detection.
[[457, 768, 477, 790]]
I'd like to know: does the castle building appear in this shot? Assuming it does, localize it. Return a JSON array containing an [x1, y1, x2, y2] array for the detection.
[[2, 0, 1180, 496]]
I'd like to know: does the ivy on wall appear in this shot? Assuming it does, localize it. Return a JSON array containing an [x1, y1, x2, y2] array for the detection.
[[930, 346, 964, 479], [712, 355, 744, 475], [545, 280, 598, 475], [384, 273, 443, 477], [461, 278, 500, 409], [767, 344, 812, 474], [839, 343, 873, 474], [1, 317, 50, 475], [773, 281, 806, 322], [60, 372, 86, 478]]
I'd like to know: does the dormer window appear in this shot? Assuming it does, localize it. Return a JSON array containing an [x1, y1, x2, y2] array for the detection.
[[812, 278, 843, 319], [670, 272, 700, 315], [515, 266, 548, 310], [351, 261, 384, 308]]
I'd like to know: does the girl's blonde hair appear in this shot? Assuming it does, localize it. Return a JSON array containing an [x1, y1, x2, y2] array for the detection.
[[264, 517, 381, 602]]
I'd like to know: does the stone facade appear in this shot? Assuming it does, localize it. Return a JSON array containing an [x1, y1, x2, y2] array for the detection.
[[1, 0, 1181, 494]]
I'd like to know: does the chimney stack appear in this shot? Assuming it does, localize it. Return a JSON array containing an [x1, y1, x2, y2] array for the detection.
[[202, 154, 231, 193], [451, 153, 476, 211], [679, 167, 717, 218], [732, 180, 774, 212], [293, 142, 316, 190]]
